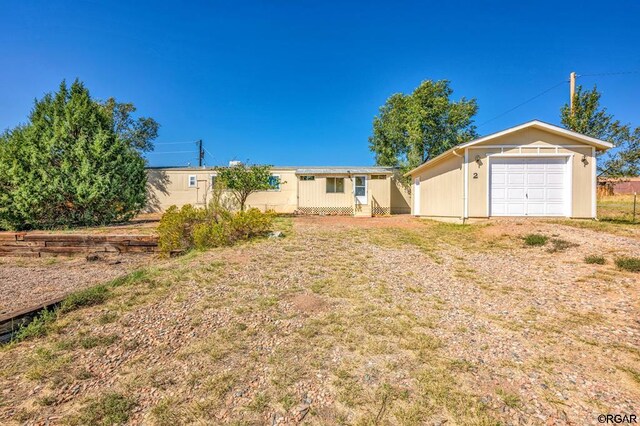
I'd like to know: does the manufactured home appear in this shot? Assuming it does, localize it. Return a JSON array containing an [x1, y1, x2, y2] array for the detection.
[[406, 120, 613, 221], [146, 166, 411, 216]]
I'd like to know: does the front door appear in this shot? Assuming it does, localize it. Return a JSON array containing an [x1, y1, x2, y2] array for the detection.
[[354, 175, 367, 204]]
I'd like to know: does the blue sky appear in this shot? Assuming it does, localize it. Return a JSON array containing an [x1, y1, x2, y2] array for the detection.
[[1, 1, 639, 167]]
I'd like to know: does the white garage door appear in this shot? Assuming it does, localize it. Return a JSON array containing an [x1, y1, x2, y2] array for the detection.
[[490, 157, 568, 216]]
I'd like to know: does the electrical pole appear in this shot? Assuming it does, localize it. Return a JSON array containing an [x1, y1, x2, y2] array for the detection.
[[569, 72, 576, 116], [197, 139, 204, 167]]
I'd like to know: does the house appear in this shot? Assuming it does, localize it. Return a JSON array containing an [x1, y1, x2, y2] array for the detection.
[[146, 166, 411, 216], [598, 177, 640, 196], [405, 120, 613, 221]]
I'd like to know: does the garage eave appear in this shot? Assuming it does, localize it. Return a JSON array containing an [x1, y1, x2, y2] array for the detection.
[[404, 119, 614, 177]]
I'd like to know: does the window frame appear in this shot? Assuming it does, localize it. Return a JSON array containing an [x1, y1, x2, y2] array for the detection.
[[209, 174, 216, 188], [267, 174, 281, 191], [188, 174, 197, 188], [326, 177, 345, 194]]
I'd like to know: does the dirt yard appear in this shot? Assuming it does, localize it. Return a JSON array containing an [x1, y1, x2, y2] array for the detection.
[[0, 215, 638, 425]]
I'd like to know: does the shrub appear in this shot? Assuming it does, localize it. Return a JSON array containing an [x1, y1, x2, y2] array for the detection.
[[12, 308, 58, 342], [157, 205, 274, 254], [229, 208, 275, 240], [615, 256, 640, 272], [523, 234, 548, 246], [157, 204, 208, 253], [584, 255, 606, 265]]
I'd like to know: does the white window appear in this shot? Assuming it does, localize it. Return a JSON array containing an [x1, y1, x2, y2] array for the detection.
[[188, 175, 197, 188], [326, 177, 344, 193], [209, 174, 216, 188]]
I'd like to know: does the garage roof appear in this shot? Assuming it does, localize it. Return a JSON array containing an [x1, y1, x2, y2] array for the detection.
[[405, 120, 614, 177]]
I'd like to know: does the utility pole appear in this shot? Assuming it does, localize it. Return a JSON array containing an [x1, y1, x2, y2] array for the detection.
[[569, 72, 576, 115], [197, 139, 204, 167]]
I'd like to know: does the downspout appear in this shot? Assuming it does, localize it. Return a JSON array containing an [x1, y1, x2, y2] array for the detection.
[[451, 148, 465, 223]]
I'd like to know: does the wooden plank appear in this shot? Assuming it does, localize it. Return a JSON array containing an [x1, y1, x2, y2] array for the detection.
[[127, 240, 158, 247], [39, 246, 107, 253], [0, 233, 18, 241], [0, 246, 35, 253], [125, 245, 156, 253], [44, 241, 123, 247], [0, 251, 40, 257], [0, 241, 46, 247]]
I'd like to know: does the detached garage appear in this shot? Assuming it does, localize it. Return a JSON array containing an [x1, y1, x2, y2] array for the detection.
[[406, 120, 613, 221]]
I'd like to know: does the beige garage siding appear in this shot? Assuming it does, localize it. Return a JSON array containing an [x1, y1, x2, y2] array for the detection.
[[416, 155, 463, 217], [467, 135, 595, 218]]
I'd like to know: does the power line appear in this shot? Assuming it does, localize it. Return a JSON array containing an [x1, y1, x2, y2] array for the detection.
[[477, 80, 567, 128], [203, 147, 215, 161]]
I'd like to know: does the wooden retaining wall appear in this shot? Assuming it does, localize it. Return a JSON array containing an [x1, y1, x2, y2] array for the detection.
[[0, 232, 158, 257]]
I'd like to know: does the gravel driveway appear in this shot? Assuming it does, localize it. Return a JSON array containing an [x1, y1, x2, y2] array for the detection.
[[0, 216, 638, 425]]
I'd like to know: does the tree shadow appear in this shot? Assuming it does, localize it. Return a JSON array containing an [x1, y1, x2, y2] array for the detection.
[[145, 169, 170, 213]]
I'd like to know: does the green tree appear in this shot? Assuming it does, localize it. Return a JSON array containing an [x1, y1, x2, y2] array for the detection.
[[215, 163, 280, 211], [0, 79, 155, 230], [561, 85, 640, 177], [102, 98, 159, 152], [369, 80, 478, 174]]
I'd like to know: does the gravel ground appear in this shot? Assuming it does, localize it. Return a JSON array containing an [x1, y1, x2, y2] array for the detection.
[[0, 255, 152, 318], [0, 216, 638, 425]]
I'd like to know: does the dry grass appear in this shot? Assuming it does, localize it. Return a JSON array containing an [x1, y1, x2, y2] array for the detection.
[[0, 215, 638, 424], [550, 195, 639, 238]]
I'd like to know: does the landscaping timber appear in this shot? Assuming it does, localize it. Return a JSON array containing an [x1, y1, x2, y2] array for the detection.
[[0, 232, 158, 257]]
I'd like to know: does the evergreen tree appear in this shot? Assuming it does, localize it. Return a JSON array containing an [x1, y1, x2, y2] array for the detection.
[[0, 80, 154, 230]]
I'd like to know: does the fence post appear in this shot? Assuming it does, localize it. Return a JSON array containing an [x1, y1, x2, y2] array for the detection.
[[634, 192, 637, 223]]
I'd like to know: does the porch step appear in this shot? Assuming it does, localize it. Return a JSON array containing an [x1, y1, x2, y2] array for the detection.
[[354, 204, 372, 217]]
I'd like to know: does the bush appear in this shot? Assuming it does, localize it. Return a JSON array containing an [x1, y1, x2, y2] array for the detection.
[[12, 308, 58, 342], [158, 205, 274, 254], [584, 255, 606, 265], [157, 204, 208, 253], [615, 256, 640, 272], [523, 234, 548, 246], [229, 208, 275, 240]]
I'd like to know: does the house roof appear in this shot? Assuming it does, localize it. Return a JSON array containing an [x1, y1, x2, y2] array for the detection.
[[146, 165, 397, 175], [405, 120, 614, 177], [295, 166, 395, 175]]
